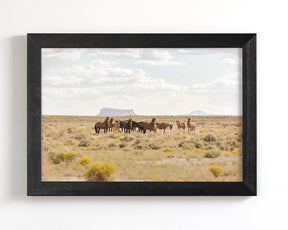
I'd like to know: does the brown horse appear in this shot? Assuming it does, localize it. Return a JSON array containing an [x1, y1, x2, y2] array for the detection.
[[113, 120, 120, 132], [95, 117, 109, 134], [156, 122, 170, 133], [176, 120, 185, 130], [187, 118, 196, 132], [143, 118, 157, 134], [108, 118, 114, 132]]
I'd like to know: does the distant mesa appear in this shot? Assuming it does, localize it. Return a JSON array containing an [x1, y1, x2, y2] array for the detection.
[[186, 110, 213, 116], [97, 107, 137, 116]]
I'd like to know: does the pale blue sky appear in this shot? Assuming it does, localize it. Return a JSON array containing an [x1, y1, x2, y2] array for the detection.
[[42, 48, 242, 115]]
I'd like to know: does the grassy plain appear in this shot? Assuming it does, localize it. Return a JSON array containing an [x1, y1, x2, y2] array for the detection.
[[42, 115, 242, 182]]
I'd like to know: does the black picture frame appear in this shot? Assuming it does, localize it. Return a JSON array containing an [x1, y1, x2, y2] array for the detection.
[[27, 34, 256, 196]]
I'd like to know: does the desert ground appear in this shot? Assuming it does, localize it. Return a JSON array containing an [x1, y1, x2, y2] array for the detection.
[[42, 115, 242, 182]]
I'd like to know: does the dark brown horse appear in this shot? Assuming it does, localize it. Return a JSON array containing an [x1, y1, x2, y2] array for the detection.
[[119, 120, 127, 132], [124, 119, 133, 133], [138, 121, 145, 133], [176, 120, 185, 130], [143, 118, 157, 134], [187, 118, 196, 132], [108, 118, 114, 132], [132, 121, 139, 131], [95, 117, 109, 134], [156, 122, 170, 133]]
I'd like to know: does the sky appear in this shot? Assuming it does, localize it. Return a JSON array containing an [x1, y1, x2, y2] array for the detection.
[[42, 48, 242, 116]]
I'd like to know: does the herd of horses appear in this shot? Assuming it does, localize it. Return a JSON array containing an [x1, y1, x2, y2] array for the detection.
[[94, 117, 196, 134]]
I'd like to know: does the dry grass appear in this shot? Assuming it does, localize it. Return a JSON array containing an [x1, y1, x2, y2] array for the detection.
[[42, 115, 242, 182]]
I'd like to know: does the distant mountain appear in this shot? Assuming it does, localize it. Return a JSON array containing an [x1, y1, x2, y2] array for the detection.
[[185, 110, 213, 116], [96, 107, 137, 116]]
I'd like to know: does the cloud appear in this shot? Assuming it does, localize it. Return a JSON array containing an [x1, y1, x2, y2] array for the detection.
[[136, 49, 185, 66], [220, 58, 239, 65], [42, 49, 80, 61], [81, 48, 142, 59], [177, 48, 241, 56], [191, 75, 241, 90], [43, 75, 84, 86], [58, 59, 137, 79]]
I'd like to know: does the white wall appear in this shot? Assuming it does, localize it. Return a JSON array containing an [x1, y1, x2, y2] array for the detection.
[[0, 0, 287, 229]]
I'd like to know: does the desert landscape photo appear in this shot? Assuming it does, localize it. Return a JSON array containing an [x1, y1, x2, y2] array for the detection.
[[41, 48, 242, 182]]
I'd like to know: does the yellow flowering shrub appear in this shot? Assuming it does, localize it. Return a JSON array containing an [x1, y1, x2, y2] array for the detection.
[[209, 165, 223, 177], [194, 148, 206, 153], [78, 157, 92, 166], [60, 152, 67, 161], [162, 148, 174, 152], [65, 152, 77, 161], [86, 162, 116, 181], [58, 152, 77, 162], [231, 150, 239, 154]]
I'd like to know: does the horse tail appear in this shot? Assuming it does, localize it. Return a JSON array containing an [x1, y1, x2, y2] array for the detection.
[[95, 124, 97, 134]]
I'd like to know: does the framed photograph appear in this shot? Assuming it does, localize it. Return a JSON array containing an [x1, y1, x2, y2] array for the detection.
[[28, 34, 256, 195]]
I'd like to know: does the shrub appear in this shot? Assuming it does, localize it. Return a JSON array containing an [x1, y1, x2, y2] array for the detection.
[[120, 136, 134, 142], [51, 154, 62, 164], [204, 134, 216, 142], [231, 150, 239, 154], [78, 138, 91, 147], [60, 152, 67, 161], [50, 152, 77, 164], [209, 165, 223, 177], [67, 127, 73, 133], [204, 149, 221, 158], [194, 148, 206, 153], [149, 143, 161, 150], [86, 162, 116, 181], [134, 139, 141, 145], [65, 152, 77, 161], [162, 148, 174, 152], [65, 139, 74, 146], [109, 133, 120, 139], [194, 141, 203, 149], [108, 142, 117, 149], [78, 157, 92, 166], [119, 142, 127, 148], [74, 133, 85, 140]]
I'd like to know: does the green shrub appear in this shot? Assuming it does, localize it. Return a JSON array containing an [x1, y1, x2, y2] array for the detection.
[[204, 149, 221, 158], [50, 151, 76, 164], [108, 142, 117, 149], [51, 154, 62, 164], [204, 134, 216, 142], [120, 136, 134, 142], [149, 143, 161, 150], [119, 142, 127, 148], [78, 139, 91, 147], [86, 162, 116, 181], [65, 152, 77, 161], [74, 133, 85, 140]]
